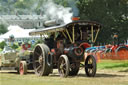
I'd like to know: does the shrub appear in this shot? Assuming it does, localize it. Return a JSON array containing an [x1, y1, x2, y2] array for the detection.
[[0, 41, 7, 49], [0, 24, 8, 34], [11, 44, 19, 49]]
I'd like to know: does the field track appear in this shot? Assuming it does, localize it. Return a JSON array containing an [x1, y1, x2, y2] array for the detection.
[[0, 60, 128, 85]]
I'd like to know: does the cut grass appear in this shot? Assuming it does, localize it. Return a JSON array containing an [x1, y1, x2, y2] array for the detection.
[[97, 60, 128, 71], [1, 71, 128, 85], [0, 60, 128, 85]]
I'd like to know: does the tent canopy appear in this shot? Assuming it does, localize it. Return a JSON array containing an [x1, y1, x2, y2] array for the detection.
[[0, 25, 35, 39]]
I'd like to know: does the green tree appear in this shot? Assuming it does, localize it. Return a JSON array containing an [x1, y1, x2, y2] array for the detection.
[[0, 41, 7, 49], [0, 24, 8, 34], [78, 0, 128, 44]]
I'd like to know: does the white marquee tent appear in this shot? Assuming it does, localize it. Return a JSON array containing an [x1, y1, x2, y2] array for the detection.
[[0, 25, 34, 38], [0, 25, 39, 42]]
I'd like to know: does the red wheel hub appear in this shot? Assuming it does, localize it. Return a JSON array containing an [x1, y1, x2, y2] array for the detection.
[[20, 63, 24, 75]]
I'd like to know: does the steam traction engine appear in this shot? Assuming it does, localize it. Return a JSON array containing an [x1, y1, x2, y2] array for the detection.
[[29, 20, 101, 77]]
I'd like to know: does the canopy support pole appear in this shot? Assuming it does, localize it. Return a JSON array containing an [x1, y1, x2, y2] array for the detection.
[[66, 29, 73, 43], [62, 31, 67, 39], [91, 25, 94, 43], [94, 28, 100, 43], [72, 25, 75, 43]]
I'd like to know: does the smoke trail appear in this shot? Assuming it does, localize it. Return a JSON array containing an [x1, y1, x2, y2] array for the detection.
[[42, 0, 73, 24], [0, 0, 73, 24]]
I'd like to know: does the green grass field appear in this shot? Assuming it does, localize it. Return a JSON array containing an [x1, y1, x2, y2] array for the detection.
[[98, 60, 128, 68], [0, 60, 128, 85]]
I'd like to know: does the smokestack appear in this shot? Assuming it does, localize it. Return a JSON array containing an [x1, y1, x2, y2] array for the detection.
[[68, 0, 79, 18]]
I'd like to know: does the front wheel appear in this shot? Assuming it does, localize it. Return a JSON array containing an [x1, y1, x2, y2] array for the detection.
[[58, 55, 70, 77], [85, 55, 96, 77], [19, 61, 27, 75]]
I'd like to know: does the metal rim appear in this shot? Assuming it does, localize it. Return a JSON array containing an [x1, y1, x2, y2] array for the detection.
[[58, 55, 69, 77], [33, 45, 44, 76], [85, 55, 96, 77]]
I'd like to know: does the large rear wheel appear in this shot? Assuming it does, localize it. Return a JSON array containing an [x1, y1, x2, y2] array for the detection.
[[58, 55, 70, 77], [33, 44, 52, 76], [85, 55, 96, 77]]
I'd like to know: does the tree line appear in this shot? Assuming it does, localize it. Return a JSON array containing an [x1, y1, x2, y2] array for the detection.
[[0, 0, 128, 44]]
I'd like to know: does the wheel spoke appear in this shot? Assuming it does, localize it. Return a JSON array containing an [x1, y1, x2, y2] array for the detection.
[[35, 60, 39, 63], [63, 67, 66, 71], [63, 63, 66, 67], [88, 69, 91, 73], [61, 69, 64, 76], [20, 67, 23, 71], [36, 65, 42, 72], [88, 64, 93, 68], [62, 59, 65, 64], [90, 69, 93, 73], [37, 46, 43, 53], [20, 64, 23, 70], [88, 58, 92, 64], [35, 51, 41, 56]]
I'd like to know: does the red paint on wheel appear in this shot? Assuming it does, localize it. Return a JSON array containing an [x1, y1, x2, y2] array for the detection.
[[20, 63, 24, 75]]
